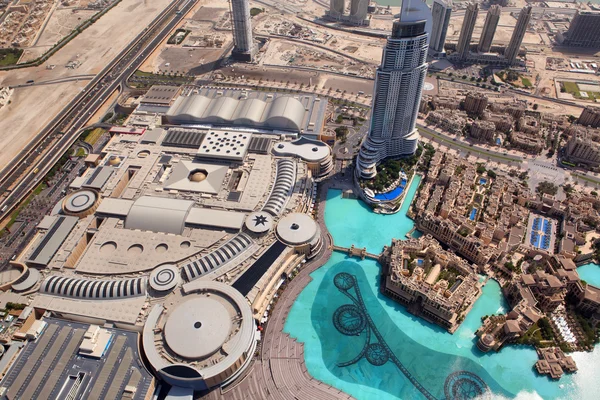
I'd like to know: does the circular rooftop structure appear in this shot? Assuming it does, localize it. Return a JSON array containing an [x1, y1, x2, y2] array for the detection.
[[165, 297, 230, 359], [188, 169, 208, 182], [143, 281, 256, 391], [245, 211, 273, 234], [149, 264, 180, 292], [276, 213, 319, 246], [0, 264, 40, 292], [62, 189, 98, 217], [108, 155, 122, 166]]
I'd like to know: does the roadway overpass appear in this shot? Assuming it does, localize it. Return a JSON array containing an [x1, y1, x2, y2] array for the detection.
[[0, 0, 198, 220]]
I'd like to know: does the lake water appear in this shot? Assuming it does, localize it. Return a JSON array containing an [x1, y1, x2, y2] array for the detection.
[[284, 176, 600, 399]]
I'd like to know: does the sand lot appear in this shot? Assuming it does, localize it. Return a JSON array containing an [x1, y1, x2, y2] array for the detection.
[[0, 0, 172, 170], [21, 8, 98, 63]]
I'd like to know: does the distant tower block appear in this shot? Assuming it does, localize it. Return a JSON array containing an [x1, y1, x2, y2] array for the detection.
[[231, 0, 255, 61], [350, 0, 369, 22], [429, 0, 452, 56], [505, 6, 532, 65], [457, 2, 478, 60], [325, 0, 370, 26], [330, 0, 345, 17], [478, 5, 501, 53]]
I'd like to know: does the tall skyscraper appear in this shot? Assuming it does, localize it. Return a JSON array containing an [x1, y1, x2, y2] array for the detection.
[[562, 11, 600, 48], [231, 0, 254, 61], [478, 5, 501, 53], [330, 0, 345, 17], [350, 0, 369, 22], [356, 0, 432, 179], [456, 2, 479, 60], [505, 6, 532, 65], [430, 0, 452, 55]]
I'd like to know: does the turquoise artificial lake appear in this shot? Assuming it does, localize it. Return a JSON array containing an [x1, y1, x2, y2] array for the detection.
[[284, 176, 600, 399]]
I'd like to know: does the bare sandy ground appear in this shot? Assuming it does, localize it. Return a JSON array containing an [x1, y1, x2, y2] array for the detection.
[[0, 0, 172, 170], [21, 8, 97, 63]]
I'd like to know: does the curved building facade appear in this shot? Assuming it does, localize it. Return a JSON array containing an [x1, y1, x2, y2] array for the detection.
[[276, 213, 322, 259], [142, 281, 256, 391], [262, 159, 296, 216], [40, 276, 147, 299], [181, 233, 255, 281], [356, 2, 432, 179], [272, 137, 333, 180]]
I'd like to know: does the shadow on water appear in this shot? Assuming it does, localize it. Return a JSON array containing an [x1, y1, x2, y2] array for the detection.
[[310, 260, 511, 400]]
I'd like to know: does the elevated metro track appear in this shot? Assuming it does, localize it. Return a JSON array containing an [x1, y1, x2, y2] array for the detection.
[[0, 0, 198, 220]]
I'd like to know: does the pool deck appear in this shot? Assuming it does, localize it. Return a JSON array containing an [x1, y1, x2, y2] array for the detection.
[[200, 181, 354, 400]]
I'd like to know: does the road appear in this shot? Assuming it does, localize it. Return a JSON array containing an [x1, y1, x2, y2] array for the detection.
[[0, 0, 197, 220], [417, 124, 524, 164]]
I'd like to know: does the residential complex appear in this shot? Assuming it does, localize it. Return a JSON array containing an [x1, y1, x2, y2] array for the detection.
[[380, 236, 482, 332], [564, 125, 600, 169], [464, 92, 488, 116], [578, 107, 600, 129]]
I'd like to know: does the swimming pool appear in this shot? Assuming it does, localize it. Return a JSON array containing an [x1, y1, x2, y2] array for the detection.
[[469, 208, 477, 221], [374, 179, 408, 201], [284, 177, 600, 400], [577, 262, 600, 287]]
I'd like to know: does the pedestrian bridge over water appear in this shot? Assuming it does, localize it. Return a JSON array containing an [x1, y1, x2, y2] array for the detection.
[[332, 245, 380, 261]]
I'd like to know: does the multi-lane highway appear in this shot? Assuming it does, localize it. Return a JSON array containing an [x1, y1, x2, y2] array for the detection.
[[0, 0, 198, 219]]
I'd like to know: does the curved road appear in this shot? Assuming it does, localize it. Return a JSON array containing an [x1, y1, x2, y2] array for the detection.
[[0, 0, 197, 219]]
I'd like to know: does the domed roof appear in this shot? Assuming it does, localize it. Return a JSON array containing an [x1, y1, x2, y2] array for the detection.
[[189, 170, 207, 182]]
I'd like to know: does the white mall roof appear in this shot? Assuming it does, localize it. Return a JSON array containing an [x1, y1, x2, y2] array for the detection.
[[272, 137, 330, 162], [185, 208, 246, 230], [164, 297, 231, 359], [276, 213, 319, 245], [163, 160, 228, 194], [197, 130, 251, 161], [96, 198, 133, 217], [166, 94, 307, 132], [125, 196, 194, 235]]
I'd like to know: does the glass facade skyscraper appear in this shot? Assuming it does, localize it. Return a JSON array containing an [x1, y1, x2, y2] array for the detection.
[[356, 0, 432, 179]]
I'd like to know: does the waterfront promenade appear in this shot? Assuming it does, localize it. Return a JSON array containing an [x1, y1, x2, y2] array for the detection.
[[201, 181, 355, 400]]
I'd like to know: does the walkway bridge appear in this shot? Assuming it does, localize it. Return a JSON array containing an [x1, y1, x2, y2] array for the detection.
[[332, 245, 380, 261]]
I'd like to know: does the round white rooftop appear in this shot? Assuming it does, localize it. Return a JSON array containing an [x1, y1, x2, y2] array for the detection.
[[276, 213, 318, 246], [245, 211, 273, 234], [164, 297, 231, 360], [149, 264, 180, 292], [64, 190, 97, 213]]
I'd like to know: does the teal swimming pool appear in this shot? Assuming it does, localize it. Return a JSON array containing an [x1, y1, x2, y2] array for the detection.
[[577, 262, 600, 287], [284, 177, 600, 400]]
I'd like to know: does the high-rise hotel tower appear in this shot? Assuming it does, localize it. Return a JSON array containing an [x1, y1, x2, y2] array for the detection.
[[356, 0, 432, 179], [231, 0, 255, 61]]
